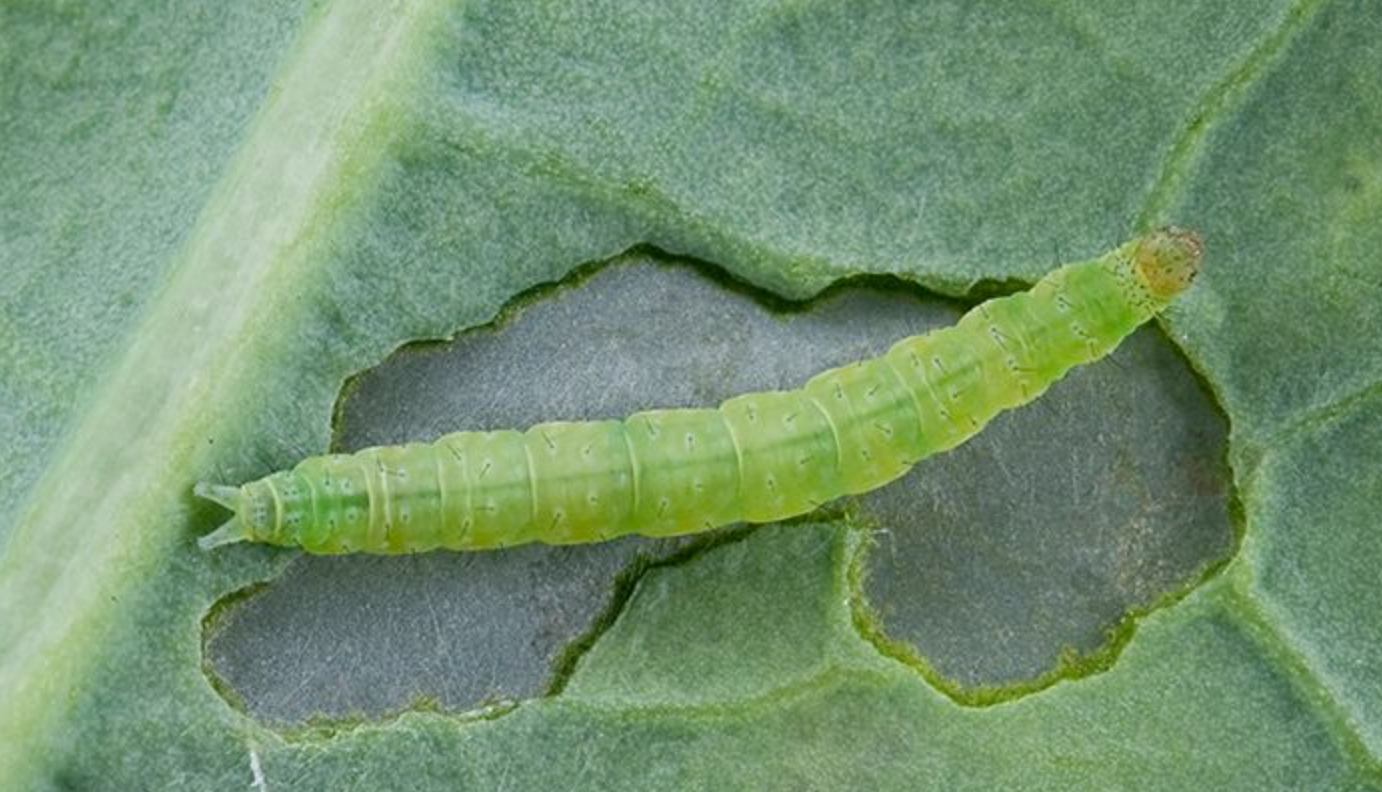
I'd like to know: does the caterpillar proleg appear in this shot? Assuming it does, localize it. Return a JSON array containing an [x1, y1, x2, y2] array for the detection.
[[196, 228, 1202, 554]]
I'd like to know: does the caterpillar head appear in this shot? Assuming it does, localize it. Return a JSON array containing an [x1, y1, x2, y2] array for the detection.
[[1133, 227, 1203, 301]]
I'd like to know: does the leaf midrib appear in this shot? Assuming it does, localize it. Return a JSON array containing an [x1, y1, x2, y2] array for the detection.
[[0, 0, 448, 781]]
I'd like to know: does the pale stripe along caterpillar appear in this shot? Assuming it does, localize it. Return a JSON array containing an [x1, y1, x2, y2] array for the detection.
[[196, 228, 1202, 554]]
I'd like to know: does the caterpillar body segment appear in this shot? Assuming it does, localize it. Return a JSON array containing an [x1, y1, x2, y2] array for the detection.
[[197, 229, 1202, 554]]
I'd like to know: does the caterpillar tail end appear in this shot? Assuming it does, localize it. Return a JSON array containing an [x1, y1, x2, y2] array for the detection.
[[194, 482, 249, 551], [197, 519, 249, 551], [194, 482, 239, 508]]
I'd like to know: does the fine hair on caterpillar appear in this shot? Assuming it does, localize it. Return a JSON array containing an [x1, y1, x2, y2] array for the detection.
[[196, 228, 1203, 554]]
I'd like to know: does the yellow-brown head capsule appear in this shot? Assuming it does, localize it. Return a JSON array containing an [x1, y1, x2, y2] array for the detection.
[[1133, 227, 1203, 301]]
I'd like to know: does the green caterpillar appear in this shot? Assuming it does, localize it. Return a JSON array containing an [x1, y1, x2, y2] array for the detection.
[[196, 228, 1202, 554]]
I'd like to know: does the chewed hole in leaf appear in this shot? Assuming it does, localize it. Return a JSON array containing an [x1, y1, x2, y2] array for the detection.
[[854, 324, 1235, 698], [203, 249, 1232, 725]]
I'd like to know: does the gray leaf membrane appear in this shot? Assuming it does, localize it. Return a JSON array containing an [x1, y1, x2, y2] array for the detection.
[[859, 324, 1235, 689]]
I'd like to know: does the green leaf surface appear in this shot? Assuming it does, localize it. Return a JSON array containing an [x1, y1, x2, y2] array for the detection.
[[2, 0, 1379, 789]]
